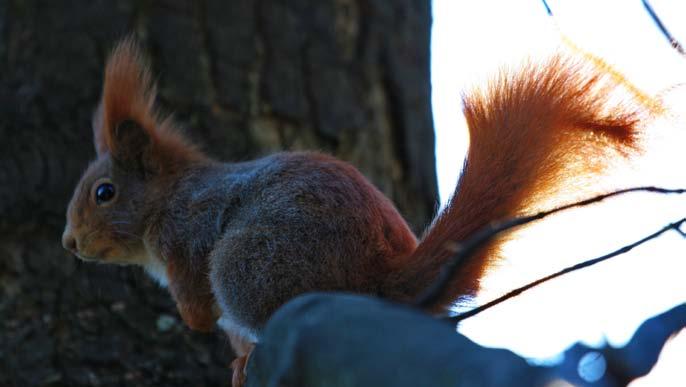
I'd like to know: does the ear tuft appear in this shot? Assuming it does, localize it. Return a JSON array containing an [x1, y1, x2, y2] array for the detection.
[[92, 36, 208, 169], [96, 36, 157, 155], [92, 102, 107, 155]]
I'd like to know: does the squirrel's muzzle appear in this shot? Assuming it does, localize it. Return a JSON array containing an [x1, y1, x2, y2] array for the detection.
[[62, 227, 78, 254]]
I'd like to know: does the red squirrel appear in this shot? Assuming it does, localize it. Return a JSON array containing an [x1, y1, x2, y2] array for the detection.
[[62, 38, 654, 385]]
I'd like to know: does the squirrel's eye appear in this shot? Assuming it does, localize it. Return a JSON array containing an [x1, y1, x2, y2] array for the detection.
[[95, 183, 116, 204]]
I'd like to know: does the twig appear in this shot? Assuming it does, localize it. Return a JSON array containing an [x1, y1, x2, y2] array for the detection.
[[540, 0, 553, 16], [543, 0, 685, 56], [642, 0, 686, 56], [414, 186, 686, 308], [449, 217, 686, 324]]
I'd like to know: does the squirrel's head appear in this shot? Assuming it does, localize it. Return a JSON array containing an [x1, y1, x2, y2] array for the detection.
[[62, 38, 207, 264]]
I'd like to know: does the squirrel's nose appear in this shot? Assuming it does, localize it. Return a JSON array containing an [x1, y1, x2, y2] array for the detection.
[[62, 230, 78, 253]]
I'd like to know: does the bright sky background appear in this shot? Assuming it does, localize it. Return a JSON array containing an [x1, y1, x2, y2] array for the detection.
[[431, 0, 686, 383]]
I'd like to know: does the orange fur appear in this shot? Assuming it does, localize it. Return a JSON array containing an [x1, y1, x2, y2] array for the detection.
[[385, 52, 659, 312], [231, 352, 252, 387], [559, 32, 664, 116], [166, 259, 217, 332]]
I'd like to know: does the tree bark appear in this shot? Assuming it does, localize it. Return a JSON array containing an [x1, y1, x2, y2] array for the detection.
[[0, 0, 435, 385]]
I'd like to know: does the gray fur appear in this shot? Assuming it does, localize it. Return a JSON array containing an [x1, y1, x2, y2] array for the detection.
[[151, 152, 415, 340]]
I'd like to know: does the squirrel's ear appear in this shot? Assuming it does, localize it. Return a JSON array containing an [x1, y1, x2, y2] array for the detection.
[[92, 102, 108, 156], [94, 36, 206, 170], [96, 37, 157, 162], [110, 119, 151, 171]]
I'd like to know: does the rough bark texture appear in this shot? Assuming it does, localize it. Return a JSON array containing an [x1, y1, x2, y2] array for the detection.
[[0, 1, 435, 386]]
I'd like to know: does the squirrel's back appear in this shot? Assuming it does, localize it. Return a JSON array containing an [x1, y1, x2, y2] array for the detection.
[[203, 151, 418, 329]]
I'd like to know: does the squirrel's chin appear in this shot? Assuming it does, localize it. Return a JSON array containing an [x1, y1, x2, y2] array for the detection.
[[74, 245, 137, 264], [74, 251, 128, 265], [74, 253, 100, 262]]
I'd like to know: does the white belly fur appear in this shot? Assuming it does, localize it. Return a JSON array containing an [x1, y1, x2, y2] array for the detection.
[[217, 313, 259, 343], [138, 244, 257, 343], [139, 248, 256, 343], [143, 257, 169, 287]]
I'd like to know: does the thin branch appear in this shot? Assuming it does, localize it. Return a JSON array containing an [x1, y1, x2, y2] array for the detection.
[[544, 0, 685, 56], [540, 0, 553, 16], [642, 0, 686, 56], [414, 186, 686, 308], [449, 217, 686, 324]]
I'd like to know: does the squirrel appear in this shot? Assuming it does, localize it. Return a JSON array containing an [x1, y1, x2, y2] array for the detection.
[[62, 38, 654, 386]]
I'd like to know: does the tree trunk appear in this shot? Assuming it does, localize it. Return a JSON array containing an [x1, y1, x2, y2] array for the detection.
[[0, 0, 435, 385]]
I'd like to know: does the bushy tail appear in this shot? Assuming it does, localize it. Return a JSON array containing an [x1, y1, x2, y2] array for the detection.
[[384, 52, 660, 312]]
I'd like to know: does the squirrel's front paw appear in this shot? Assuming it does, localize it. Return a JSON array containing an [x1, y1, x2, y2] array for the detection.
[[231, 353, 250, 387]]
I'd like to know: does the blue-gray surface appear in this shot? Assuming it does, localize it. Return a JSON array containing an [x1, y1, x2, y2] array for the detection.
[[247, 293, 686, 387], [246, 293, 549, 387]]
